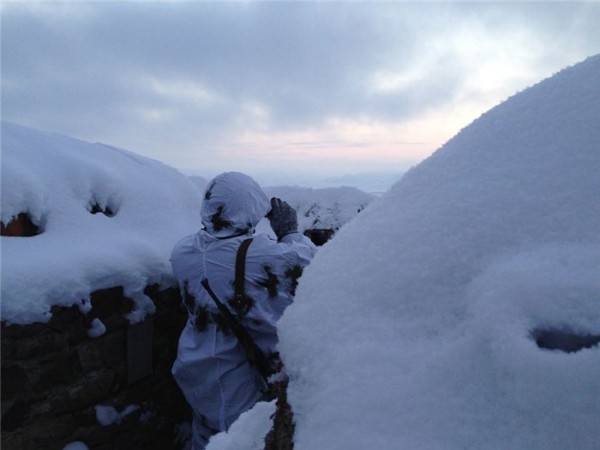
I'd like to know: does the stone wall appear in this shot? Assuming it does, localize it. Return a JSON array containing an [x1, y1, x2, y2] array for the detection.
[[1, 227, 335, 450], [1, 285, 190, 450]]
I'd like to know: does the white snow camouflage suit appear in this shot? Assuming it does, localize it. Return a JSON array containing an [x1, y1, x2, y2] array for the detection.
[[171, 172, 316, 449]]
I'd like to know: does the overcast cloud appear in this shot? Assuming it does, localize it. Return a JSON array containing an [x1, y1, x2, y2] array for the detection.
[[2, 2, 600, 182]]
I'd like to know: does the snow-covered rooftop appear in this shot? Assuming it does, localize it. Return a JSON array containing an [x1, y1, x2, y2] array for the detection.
[[280, 54, 600, 449], [1, 123, 202, 324]]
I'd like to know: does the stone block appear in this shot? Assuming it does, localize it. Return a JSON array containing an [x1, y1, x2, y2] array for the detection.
[[112, 361, 128, 390], [1, 399, 33, 432], [91, 287, 134, 321], [96, 330, 126, 369], [48, 305, 88, 345], [11, 329, 68, 361], [29, 400, 52, 416], [1, 364, 29, 400], [71, 423, 118, 450], [0, 430, 24, 450], [1, 322, 48, 339], [127, 319, 154, 385], [151, 378, 190, 421], [30, 349, 83, 393], [101, 312, 129, 332], [1, 285, 188, 450], [112, 419, 176, 450], [1, 399, 16, 419], [50, 369, 115, 414], [22, 414, 77, 450], [71, 407, 141, 449], [76, 340, 105, 372], [1, 338, 15, 359], [72, 405, 99, 427]]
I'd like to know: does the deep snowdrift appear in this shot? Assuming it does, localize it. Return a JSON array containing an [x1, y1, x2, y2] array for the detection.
[[280, 55, 600, 449], [1, 123, 202, 324]]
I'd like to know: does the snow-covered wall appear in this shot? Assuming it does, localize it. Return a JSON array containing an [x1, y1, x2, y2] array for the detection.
[[281, 55, 600, 449], [1, 124, 200, 449], [1, 285, 190, 450], [1, 123, 202, 325]]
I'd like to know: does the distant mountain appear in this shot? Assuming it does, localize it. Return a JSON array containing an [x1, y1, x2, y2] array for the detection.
[[306, 172, 406, 194]]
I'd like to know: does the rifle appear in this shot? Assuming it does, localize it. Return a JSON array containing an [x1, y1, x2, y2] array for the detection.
[[200, 238, 274, 386]]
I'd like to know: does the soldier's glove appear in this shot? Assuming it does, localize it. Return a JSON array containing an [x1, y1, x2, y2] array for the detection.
[[267, 197, 298, 240]]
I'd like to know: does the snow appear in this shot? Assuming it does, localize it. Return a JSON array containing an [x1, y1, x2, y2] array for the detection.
[[3, 49, 597, 450], [279, 54, 600, 450], [94, 404, 140, 426], [1, 122, 202, 324], [206, 400, 276, 450], [61, 442, 89, 450], [87, 318, 107, 338]]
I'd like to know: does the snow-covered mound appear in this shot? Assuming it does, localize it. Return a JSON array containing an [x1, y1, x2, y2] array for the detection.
[[281, 54, 600, 450], [1, 123, 202, 324], [206, 401, 276, 450]]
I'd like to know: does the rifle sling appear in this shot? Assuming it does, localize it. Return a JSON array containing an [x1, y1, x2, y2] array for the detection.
[[235, 238, 253, 300]]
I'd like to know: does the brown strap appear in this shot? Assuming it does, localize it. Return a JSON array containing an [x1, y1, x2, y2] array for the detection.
[[234, 238, 253, 300]]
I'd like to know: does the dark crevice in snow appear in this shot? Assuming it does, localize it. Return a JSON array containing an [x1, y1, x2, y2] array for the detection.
[[303, 228, 334, 246], [88, 201, 116, 217], [0, 213, 42, 237], [532, 328, 600, 353], [90, 286, 135, 320]]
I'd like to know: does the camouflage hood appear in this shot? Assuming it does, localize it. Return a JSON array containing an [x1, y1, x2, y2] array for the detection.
[[200, 172, 270, 238]]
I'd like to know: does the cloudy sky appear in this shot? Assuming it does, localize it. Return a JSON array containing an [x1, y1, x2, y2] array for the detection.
[[2, 1, 600, 185]]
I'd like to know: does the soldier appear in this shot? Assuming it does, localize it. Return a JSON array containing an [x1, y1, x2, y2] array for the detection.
[[171, 172, 315, 449]]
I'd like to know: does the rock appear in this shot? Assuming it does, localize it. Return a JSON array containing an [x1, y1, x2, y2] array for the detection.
[[1, 364, 29, 400], [50, 369, 115, 414], [1, 400, 33, 432], [30, 349, 83, 393]]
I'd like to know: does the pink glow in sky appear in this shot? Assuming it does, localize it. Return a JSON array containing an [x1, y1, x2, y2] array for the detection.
[[3, 2, 600, 185]]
